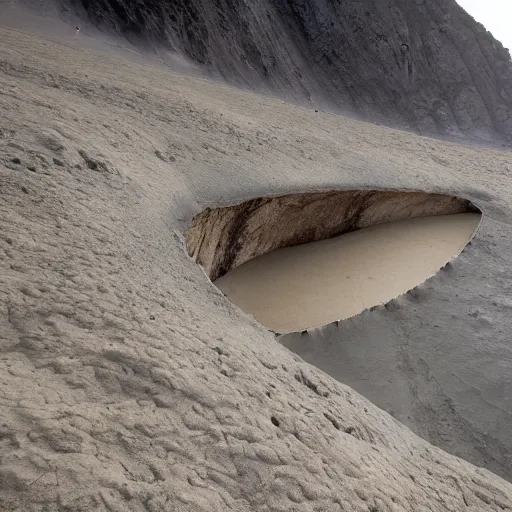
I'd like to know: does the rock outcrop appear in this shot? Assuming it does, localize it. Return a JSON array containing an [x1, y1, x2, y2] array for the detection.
[[61, 0, 512, 142], [187, 190, 478, 281]]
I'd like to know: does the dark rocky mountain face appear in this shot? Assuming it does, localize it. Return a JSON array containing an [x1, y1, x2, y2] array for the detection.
[[63, 0, 512, 142]]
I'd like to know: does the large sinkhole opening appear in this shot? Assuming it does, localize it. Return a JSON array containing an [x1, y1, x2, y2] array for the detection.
[[186, 190, 481, 333]]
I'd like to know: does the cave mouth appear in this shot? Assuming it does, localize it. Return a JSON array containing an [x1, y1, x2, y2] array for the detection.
[[186, 190, 481, 333]]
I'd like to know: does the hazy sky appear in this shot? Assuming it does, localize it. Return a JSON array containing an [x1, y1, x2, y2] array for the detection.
[[456, 0, 512, 51]]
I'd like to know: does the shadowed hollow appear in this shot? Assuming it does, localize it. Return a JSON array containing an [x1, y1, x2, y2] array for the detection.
[[214, 213, 480, 332], [187, 190, 481, 333]]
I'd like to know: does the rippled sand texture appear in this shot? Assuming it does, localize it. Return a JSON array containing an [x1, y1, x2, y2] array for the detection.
[[215, 213, 480, 332]]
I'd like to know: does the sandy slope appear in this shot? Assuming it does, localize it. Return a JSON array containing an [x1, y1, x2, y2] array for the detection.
[[1, 24, 512, 510], [215, 213, 480, 332]]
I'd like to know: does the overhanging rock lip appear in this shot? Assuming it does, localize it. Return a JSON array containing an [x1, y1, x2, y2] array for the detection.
[[187, 187, 481, 272], [193, 185, 483, 211], [185, 187, 482, 335]]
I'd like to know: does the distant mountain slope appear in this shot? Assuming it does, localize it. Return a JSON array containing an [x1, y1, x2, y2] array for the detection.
[[60, 0, 512, 142]]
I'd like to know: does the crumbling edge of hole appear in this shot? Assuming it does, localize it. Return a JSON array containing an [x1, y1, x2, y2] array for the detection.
[[182, 188, 483, 336]]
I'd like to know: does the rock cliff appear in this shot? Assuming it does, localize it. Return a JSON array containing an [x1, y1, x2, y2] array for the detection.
[[62, 0, 512, 142], [187, 190, 477, 281]]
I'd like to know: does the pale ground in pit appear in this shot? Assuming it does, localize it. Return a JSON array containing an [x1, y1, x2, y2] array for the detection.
[[215, 213, 480, 332]]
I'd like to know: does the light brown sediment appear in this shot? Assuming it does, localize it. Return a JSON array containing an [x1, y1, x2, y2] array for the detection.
[[214, 213, 480, 332]]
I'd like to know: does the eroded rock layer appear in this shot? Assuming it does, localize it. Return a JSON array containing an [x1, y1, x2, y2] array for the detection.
[[187, 190, 478, 281]]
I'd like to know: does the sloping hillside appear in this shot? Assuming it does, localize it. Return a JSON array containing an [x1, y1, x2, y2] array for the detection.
[[61, 0, 512, 142], [2, 26, 512, 510]]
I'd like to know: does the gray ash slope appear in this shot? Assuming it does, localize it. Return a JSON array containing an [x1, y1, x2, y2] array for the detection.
[[61, 0, 512, 143]]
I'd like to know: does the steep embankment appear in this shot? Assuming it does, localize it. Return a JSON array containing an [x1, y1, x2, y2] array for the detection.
[[60, 0, 512, 142]]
